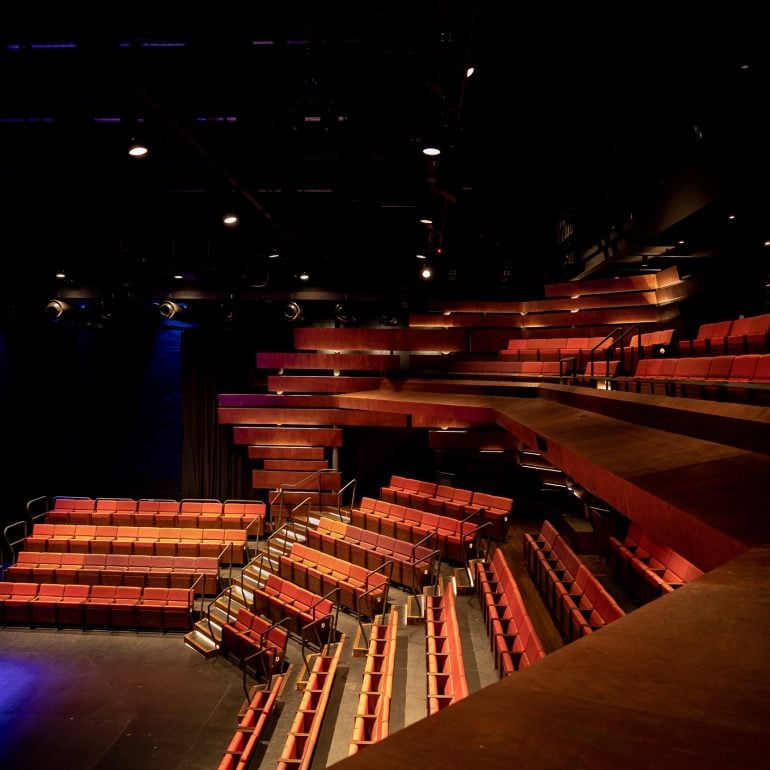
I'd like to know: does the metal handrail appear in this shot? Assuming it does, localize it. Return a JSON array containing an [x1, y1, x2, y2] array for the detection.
[[410, 548, 442, 595], [472, 521, 494, 561], [290, 496, 312, 525], [206, 583, 236, 640], [26, 495, 49, 525], [356, 561, 392, 646], [2, 520, 28, 564], [609, 323, 642, 373], [335, 478, 357, 520], [265, 520, 306, 562], [243, 616, 292, 695], [459, 511, 488, 566], [587, 326, 625, 377], [300, 585, 340, 669], [269, 468, 340, 526]]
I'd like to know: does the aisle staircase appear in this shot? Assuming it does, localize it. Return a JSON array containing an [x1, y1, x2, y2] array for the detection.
[[183, 502, 348, 659]]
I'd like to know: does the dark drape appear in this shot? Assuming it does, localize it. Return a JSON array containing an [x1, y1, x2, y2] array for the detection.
[[181, 328, 254, 501]]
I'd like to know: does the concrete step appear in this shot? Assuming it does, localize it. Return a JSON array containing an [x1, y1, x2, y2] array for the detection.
[[184, 627, 219, 658], [454, 566, 474, 595]]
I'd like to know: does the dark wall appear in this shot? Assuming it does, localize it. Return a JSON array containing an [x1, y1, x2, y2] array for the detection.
[[0, 324, 184, 528]]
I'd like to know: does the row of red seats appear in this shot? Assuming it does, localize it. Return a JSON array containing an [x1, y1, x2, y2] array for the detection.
[[24, 523, 247, 563], [277, 640, 344, 770], [449, 359, 569, 381], [348, 609, 398, 754], [307, 516, 436, 592], [677, 313, 770, 357], [278, 543, 389, 618], [252, 573, 335, 636], [523, 521, 625, 641], [5, 551, 219, 595], [499, 336, 614, 362], [475, 549, 545, 677], [217, 674, 285, 770], [616, 354, 770, 401], [608, 522, 703, 603], [380, 476, 513, 540], [47, 497, 266, 535], [425, 584, 468, 715], [351, 497, 481, 564], [221, 607, 289, 677], [0, 582, 193, 630]]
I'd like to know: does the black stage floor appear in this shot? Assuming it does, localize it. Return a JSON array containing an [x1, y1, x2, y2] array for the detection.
[[0, 628, 246, 770]]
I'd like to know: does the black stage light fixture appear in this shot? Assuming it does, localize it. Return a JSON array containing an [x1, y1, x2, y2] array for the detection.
[[283, 301, 303, 322], [45, 299, 71, 320], [158, 300, 184, 319]]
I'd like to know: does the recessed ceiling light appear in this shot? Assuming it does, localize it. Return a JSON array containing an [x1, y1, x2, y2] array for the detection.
[[223, 214, 238, 226], [728, 214, 736, 220], [55, 271, 66, 279], [466, 66, 475, 78], [268, 252, 280, 259], [741, 63, 750, 70], [419, 218, 433, 225], [421, 266, 432, 279], [415, 253, 426, 259], [422, 147, 441, 157], [173, 274, 183, 280], [299, 271, 309, 280], [677, 240, 685, 245], [764, 241, 770, 247], [128, 140, 148, 157]]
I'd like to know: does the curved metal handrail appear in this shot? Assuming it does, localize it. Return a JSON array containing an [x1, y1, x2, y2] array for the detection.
[[335, 478, 357, 520], [587, 326, 625, 377], [269, 468, 341, 527], [1, 520, 28, 566], [356, 561, 392, 646]]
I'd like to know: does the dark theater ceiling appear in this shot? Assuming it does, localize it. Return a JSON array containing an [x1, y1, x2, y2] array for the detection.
[[1, 3, 768, 323]]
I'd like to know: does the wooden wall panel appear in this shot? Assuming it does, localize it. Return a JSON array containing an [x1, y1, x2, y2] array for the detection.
[[263, 459, 328, 471], [415, 291, 690, 327], [424, 291, 666, 315], [220, 407, 406, 427], [247, 446, 326, 460], [256, 352, 399, 371], [292, 327, 466, 352], [233, 427, 343, 446], [428, 430, 519, 450], [218, 393, 336, 407], [252, 470, 341, 489], [410, 414, 493, 429], [267, 375, 385, 393], [544, 266, 680, 298]]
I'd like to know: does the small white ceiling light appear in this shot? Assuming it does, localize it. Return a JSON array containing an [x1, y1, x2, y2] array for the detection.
[[127, 138, 148, 157], [299, 271, 309, 281], [416, 253, 426, 259], [421, 266, 433, 279], [268, 251, 280, 259], [55, 270, 66, 279], [466, 66, 475, 77], [419, 218, 433, 225], [422, 147, 441, 156], [223, 213, 239, 226]]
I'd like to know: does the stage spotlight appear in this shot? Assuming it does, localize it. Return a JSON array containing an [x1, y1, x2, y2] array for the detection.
[[158, 300, 184, 319], [283, 301, 303, 322], [45, 299, 71, 320], [334, 302, 357, 326]]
